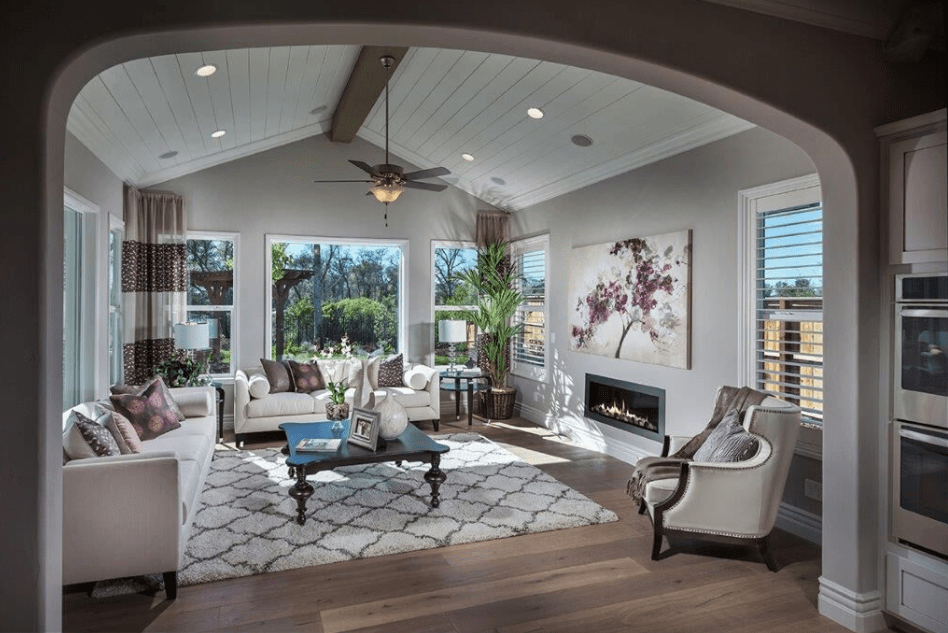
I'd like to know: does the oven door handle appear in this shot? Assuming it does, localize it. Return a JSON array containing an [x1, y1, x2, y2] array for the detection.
[[900, 307, 948, 319], [899, 428, 948, 450]]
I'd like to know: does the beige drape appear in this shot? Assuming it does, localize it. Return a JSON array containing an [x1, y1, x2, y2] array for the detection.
[[121, 185, 187, 384], [475, 210, 510, 247]]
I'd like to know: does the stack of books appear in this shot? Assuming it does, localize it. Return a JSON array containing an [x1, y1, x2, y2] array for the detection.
[[295, 438, 343, 453]]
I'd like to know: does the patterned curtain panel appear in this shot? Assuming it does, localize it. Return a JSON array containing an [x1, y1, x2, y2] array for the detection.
[[121, 185, 187, 385]]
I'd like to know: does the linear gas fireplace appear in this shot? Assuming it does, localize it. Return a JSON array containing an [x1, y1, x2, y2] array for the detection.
[[584, 374, 665, 442]]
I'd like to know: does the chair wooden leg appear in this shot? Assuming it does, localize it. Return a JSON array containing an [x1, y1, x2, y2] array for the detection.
[[432, 419, 439, 432], [651, 528, 664, 560], [162, 571, 178, 600], [759, 535, 778, 572]]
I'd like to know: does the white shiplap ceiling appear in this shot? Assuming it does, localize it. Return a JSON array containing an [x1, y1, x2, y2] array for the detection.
[[67, 46, 754, 211]]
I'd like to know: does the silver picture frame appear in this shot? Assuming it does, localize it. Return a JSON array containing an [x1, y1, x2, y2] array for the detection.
[[348, 407, 381, 451]]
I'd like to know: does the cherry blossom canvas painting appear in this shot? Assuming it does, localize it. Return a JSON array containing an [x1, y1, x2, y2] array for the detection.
[[568, 230, 691, 368]]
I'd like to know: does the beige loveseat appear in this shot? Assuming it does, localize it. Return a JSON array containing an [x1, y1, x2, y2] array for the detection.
[[61, 386, 216, 599], [234, 360, 441, 446]]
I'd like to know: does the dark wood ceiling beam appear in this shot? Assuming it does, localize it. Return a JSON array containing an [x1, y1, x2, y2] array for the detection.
[[329, 46, 409, 143]]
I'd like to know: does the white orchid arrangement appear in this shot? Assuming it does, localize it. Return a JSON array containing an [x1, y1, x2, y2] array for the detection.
[[319, 335, 353, 405]]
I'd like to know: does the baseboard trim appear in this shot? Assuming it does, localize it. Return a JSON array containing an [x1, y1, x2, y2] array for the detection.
[[818, 577, 887, 633], [775, 501, 822, 545]]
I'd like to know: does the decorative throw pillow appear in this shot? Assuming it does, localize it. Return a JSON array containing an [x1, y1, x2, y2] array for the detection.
[[260, 358, 293, 393], [104, 408, 143, 454], [110, 380, 182, 441], [73, 410, 121, 458], [111, 375, 185, 421], [287, 360, 324, 393], [63, 408, 115, 460], [377, 353, 404, 388], [364, 356, 382, 391], [403, 365, 436, 390], [693, 408, 760, 463], [247, 373, 271, 399]]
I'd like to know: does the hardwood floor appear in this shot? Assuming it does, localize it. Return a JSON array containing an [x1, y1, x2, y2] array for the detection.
[[63, 413, 859, 633]]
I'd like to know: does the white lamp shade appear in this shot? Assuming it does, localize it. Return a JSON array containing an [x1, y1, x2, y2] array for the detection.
[[173, 322, 210, 350], [439, 319, 467, 344], [205, 318, 219, 339]]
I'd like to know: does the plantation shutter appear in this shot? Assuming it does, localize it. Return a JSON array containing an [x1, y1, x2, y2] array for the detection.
[[511, 235, 548, 381], [755, 202, 824, 423]]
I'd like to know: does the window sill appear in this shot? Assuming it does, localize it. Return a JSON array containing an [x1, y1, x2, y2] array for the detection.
[[795, 423, 822, 460]]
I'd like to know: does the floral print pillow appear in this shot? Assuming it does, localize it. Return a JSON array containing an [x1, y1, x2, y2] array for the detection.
[[286, 360, 324, 394], [110, 379, 182, 441]]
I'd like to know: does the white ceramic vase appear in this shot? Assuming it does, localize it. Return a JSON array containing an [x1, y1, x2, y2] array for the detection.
[[376, 390, 408, 440]]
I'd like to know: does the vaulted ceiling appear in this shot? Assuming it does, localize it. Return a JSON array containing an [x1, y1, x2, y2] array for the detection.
[[67, 45, 758, 211]]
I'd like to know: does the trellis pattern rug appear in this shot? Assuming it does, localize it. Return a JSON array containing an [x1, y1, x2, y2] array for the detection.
[[92, 433, 617, 596]]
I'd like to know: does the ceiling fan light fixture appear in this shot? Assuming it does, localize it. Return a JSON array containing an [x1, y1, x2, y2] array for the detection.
[[370, 182, 405, 203]]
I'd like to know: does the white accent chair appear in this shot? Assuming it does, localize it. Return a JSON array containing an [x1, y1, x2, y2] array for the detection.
[[640, 389, 801, 571]]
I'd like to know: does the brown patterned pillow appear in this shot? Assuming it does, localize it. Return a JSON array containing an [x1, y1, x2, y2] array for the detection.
[[261, 358, 293, 393], [110, 380, 182, 440], [63, 408, 115, 460], [287, 360, 324, 393], [73, 411, 122, 457], [378, 353, 405, 388], [103, 408, 143, 454], [110, 375, 185, 421]]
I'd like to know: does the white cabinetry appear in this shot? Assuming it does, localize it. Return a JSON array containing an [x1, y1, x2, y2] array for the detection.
[[886, 553, 948, 633], [878, 109, 947, 265]]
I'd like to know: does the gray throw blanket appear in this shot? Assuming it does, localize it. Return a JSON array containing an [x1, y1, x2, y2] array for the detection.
[[626, 386, 768, 503]]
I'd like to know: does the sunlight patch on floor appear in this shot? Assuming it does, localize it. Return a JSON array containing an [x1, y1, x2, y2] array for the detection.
[[493, 442, 571, 465], [487, 422, 578, 446]]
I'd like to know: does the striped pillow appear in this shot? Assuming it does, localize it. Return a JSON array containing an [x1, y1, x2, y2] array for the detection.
[[692, 408, 760, 463]]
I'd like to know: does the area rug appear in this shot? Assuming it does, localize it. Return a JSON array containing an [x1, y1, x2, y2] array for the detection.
[[92, 433, 617, 596]]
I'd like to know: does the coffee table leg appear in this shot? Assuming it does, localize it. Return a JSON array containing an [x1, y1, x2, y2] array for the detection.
[[288, 467, 314, 525], [424, 453, 446, 508]]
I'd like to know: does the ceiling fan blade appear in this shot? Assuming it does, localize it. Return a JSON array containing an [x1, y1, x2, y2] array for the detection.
[[349, 160, 380, 176], [404, 180, 448, 192], [313, 179, 374, 183], [402, 166, 450, 181]]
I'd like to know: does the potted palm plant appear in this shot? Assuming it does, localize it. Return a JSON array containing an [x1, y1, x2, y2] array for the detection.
[[457, 241, 524, 419]]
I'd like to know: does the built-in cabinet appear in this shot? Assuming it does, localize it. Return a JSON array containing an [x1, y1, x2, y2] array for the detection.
[[877, 109, 948, 633]]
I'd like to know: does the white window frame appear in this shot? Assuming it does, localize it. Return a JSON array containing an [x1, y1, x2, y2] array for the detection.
[[738, 174, 823, 459], [108, 215, 125, 386], [265, 234, 408, 359], [510, 233, 550, 383], [431, 239, 478, 368], [186, 231, 239, 378]]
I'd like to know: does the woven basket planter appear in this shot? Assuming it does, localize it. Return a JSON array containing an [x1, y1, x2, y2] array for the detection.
[[480, 389, 516, 420]]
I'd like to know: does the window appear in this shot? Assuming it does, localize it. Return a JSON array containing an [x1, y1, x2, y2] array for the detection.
[[432, 241, 478, 367], [186, 232, 238, 376], [510, 235, 549, 381], [267, 236, 406, 360], [63, 188, 99, 409], [108, 218, 124, 386], [740, 175, 823, 436]]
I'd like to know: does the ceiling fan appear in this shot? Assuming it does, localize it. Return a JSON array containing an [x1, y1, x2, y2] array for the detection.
[[315, 55, 450, 219]]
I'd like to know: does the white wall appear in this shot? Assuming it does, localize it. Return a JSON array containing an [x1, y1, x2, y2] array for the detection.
[[508, 126, 816, 462], [149, 132, 492, 371]]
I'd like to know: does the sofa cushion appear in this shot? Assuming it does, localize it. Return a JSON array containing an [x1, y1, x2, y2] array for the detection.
[[248, 373, 271, 399], [110, 380, 182, 441], [247, 392, 316, 418], [287, 360, 324, 393], [111, 376, 185, 421], [372, 386, 431, 409], [140, 433, 212, 465], [105, 410, 143, 454], [378, 353, 404, 387], [261, 358, 293, 393], [693, 408, 760, 463], [644, 477, 679, 506], [63, 409, 120, 459]]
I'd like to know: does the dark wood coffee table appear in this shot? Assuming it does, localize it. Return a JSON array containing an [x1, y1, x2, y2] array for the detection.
[[279, 420, 450, 525]]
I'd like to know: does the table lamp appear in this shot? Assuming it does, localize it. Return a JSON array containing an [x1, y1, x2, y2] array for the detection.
[[439, 319, 467, 373], [173, 321, 210, 365]]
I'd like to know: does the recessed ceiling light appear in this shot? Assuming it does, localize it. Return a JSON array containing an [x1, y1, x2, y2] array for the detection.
[[158, 150, 179, 160], [527, 107, 544, 119], [195, 64, 217, 77], [491, 177, 507, 186], [461, 153, 474, 162], [309, 105, 327, 116], [571, 134, 594, 147], [211, 130, 226, 138]]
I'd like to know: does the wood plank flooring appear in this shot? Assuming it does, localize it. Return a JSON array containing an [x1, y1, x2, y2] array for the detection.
[[63, 414, 864, 633]]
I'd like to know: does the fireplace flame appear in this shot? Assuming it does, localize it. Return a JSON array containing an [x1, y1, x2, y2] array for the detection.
[[592, 401, 657, 431]]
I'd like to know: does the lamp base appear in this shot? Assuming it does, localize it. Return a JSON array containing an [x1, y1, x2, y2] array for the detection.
[[447, 343, 457, 374]]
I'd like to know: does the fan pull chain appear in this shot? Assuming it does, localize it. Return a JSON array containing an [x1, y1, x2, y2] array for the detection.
[[384, 202, 389, 227]]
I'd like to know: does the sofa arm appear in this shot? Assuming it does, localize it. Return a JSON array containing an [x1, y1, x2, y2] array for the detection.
[[234, 370, 252, 433], [417, 364, 441, 420], [62, 452, 183, 585], [169, 386, 214, 418], [657, 439, 774, 538]]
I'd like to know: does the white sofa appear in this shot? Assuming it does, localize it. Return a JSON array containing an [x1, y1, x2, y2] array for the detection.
[[61, 386, 216, 599], [234, 360, 441, 446]]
